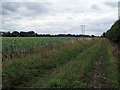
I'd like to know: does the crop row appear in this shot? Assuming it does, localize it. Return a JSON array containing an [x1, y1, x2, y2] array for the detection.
[[2, 37, 75, 59]]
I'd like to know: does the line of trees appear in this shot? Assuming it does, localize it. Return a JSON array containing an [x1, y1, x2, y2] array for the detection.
[[1, 31, 96, 37], [2, 31, 36, 37], [105, 19, 120, 42]]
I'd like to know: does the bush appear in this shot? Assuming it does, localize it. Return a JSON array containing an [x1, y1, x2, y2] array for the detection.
[[105, 20, 120, 42]]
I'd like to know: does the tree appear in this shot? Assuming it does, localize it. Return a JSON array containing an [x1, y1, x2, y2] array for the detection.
[[91, 35, 94, 37], [12, 31, 19, 37], [20, 32, 26, 37], [105, 19, 120, 42], [27, 31, 36, 37], [102, 32, 106, 37], [3, 32, 11, 37]]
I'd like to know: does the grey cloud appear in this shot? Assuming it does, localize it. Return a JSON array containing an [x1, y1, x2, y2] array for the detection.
[[91, 4, 100, 10], [23, 2, 51, 13], [2, 2, 20, 12], [2, 2, 51, 17], [2, 9, 10, 15], [104, 2, 117, 8], [2, 2, 21, 16]]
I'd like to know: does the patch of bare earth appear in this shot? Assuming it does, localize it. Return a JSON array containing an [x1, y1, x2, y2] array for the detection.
[[87, 48, 110, 88]]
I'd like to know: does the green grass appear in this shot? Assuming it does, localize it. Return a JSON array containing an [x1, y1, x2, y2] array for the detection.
[[33, 39, 101, 88], [101, 39, 119, 88], [2, 38, 98, 88], [2, 38, 119, 88]]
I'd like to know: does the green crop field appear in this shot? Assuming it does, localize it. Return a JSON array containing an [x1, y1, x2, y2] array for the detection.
[[2, 37, 119, 88], [2, 37, 76, 59]]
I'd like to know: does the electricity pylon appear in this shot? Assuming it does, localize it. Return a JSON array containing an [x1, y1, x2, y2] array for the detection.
[[80, 25, 86, 35]]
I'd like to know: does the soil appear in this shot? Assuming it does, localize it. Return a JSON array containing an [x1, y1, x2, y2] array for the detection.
[[87, 43, 110, 88]]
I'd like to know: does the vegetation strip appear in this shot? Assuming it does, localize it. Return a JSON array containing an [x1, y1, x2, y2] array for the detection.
[[87, 39, 119, 88], [2, 37, 76, 59], [2, 38, 118, 88], [31, 39, 100, 88], [2, 38, 98, 88], [87, 39, 108, 88], [31, 39, 101, 88]]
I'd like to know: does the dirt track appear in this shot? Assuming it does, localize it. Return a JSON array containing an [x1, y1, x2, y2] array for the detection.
[[87, 41, 110, 88]]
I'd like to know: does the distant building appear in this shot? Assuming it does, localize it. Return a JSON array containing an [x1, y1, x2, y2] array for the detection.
[[118, 1, 120, 19]]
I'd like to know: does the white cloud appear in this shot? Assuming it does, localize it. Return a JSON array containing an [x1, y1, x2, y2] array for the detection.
[[1, 0, 119, 35]]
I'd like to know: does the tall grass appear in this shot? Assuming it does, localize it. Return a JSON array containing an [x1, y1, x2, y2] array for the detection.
[[2, 38, 98, 88], [34, 39, 101, 88], [101, 39, 118, 88], [3, 38, 118, 88]]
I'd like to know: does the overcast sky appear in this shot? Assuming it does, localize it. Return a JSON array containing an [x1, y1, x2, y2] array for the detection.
[[1, 0, 119, 35]]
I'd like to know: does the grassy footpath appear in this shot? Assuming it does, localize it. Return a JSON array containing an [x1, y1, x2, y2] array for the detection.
[[32, 39, 102, 88], [87, 39, 119, 88], [32, 39, 119, 88], [2, 38, 98, 88]]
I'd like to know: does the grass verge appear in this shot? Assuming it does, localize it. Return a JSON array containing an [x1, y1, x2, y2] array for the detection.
[[101, 39, 119, 88]]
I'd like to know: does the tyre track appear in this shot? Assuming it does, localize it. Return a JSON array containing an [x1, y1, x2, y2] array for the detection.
[[87, 40, 110, 88], [30, 40, 99, 88]]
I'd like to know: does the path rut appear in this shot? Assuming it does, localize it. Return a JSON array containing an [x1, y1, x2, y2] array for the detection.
[[87, 40, 109, 88]]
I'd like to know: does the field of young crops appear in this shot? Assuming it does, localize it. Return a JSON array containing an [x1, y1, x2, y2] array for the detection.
[[2, 37, 75, 59]]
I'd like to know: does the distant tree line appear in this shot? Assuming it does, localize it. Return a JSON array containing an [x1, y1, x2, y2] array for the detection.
[[2, 31, 36, 37], [1, 31, 96, 37], [105, 20, 120, 42]]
